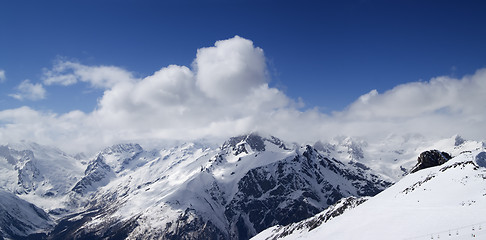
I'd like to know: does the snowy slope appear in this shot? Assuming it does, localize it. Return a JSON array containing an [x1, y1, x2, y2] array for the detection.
[[0, 189, 54, 239], [252, 150, 486, 240], [0, 142, 86, 215], [46, 134, 390, 240], [252, 196, 369, 240]]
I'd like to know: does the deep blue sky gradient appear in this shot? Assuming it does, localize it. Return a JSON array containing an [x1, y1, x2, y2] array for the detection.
[[1, 0, 486, 113]]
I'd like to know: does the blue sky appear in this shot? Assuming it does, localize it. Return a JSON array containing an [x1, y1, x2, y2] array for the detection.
[[2, 0, 485, 112], [1, 0, 486, 152]]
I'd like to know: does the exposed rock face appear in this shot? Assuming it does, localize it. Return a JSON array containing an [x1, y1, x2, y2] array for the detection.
[[454, 135, 466, 146], [47, 208, 140, 240], [71, 154, 114, 195], [410, 150, 452, 173], [254, 196, 368, 240], [17, 155, 43, 194], [475, 152, 486, 167], [224, 145, 391, 239], [222, 134, 289, 156], [0, 148, 45, 195], [222, 134, 267, 155], [0, 190, 53, 239], [154, 209, 227, 240]]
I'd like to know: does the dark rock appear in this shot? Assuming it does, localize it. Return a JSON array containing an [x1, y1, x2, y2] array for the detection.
[[222, 133, 289, 155], [454, 135, 465, 146], [0, 190, 53, 239], [225, 145, 390, 240], [475, 152, 486, 168], [222, 133, 266, 155], [148, 208, 227, 240], [71, 154, 114, 195], [47, 208, 139, 240], [17, 158, 43, 194], [410, 150, 452, 173], [260, 196, 368, 240]]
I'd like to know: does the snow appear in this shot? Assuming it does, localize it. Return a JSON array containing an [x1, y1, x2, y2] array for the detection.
[[83, 137, 297, 232], [0, 142, 86, 214], [252, 150, 486, 240], [0, 189, 53, 237], [315, 135, 485, 183], [70, 135, 356, 237], [1, 134, 484, 239], [210, 140, 297, 199]]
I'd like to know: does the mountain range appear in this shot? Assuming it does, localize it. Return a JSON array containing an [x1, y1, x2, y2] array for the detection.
[[0, 133, 484, 239]]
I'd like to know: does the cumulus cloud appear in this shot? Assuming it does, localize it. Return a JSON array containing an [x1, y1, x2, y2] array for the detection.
[[0, 69, 5, 82], [194, 36, 268, 100], [1, 36, 486, 154], [0, 36, 296, 152], [89, 36, 292, 143], [9, 80, 46, 101]]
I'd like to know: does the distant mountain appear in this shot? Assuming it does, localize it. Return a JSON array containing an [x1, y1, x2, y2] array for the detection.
[[252, 149, 486, 239], [0, 142, 86, 215]]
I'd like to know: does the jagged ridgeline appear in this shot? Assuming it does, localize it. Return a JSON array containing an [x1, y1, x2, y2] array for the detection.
[[0, 134, 391, 239]]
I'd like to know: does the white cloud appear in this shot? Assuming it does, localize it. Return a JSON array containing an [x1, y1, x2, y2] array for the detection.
[[90, 39, 292, 143], [329, 68, 486, 140], [0, 36, 293, 152], [9, 80, 46, 101], [1, 36, 486, 154], [0, 69, 5, 82], [194, 36, 268, 100], [43, 60, 134, 88]]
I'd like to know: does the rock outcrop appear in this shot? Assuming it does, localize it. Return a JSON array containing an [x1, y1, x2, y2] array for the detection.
[[410, 150, 452, 173]]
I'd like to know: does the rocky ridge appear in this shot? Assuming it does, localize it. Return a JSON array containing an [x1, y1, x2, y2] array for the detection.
[[43, 134, 390, 240]]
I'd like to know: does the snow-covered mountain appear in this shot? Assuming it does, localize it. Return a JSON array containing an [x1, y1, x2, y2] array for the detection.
[[0, 142, 86, 215], [0, 134, 484, 239], [45, 134, 390, 240], [252, 149, 486, 240]]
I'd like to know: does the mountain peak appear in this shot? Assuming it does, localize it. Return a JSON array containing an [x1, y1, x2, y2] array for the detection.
[[454, 135, 466, 146], [101, 143, 143, 155], [221, 133, 289, 155], [222, 133, 265, 152]]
